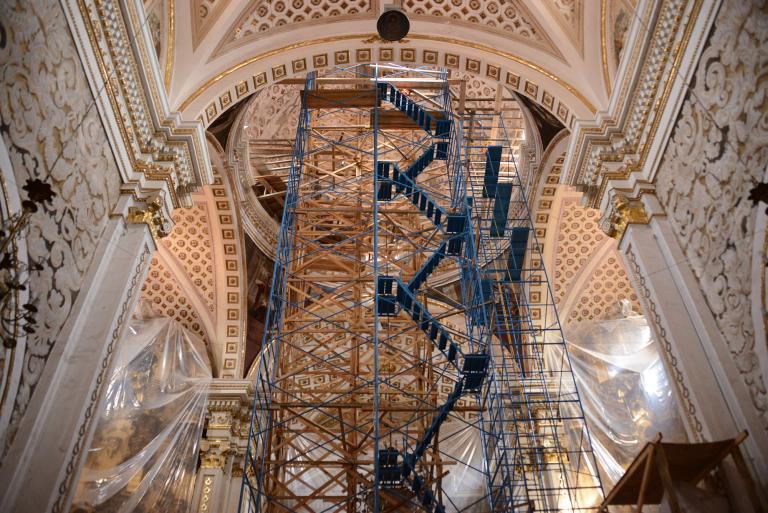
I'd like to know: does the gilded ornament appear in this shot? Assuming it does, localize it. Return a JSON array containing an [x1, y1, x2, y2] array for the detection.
[[607, 194, 648, 240], [127, 196, 171, 239]]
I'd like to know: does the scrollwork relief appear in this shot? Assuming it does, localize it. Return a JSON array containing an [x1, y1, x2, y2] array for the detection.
[[655, 0, 768, 428], [0, 0, 121, 451]]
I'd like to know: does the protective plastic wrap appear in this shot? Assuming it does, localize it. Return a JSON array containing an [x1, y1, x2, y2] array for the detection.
[[554, 302, 688, 490], [72, 306, 212, 513]]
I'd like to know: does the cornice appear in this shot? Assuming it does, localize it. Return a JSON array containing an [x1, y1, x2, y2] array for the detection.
[[562, 0, 719, 212], [68, 0, 213, 208]]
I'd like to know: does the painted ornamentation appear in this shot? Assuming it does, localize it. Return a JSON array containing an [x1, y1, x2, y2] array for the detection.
[[656, 0, 768, 428], [0, 0, 122, 451]]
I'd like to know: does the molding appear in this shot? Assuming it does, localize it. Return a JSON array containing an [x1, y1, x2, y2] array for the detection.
[[52, 240, 152, 513], [624, 242, 705, 440], [562, 0, 721, 212], [178, 34, 595, 125], [225, 98, 279, 259], [63, 0, 213, 209]]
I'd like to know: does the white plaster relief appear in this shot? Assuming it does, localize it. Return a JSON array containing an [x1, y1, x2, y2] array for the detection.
[[655, 0, 768, 428], [0, 0, 122, 451]]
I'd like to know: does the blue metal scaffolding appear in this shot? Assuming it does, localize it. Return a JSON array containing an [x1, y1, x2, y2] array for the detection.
[[240, 64, 603, 513]]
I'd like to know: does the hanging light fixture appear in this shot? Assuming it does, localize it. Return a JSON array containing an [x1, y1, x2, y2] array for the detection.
[[377, 5, 410, 42]]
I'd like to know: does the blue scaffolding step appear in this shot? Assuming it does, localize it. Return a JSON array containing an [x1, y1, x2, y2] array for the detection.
[[446, 214, 466, 234], [435, 141, 448, 160], [462, 353, 490, 390], [395, 171, 446, 227], [407, 381, 464, 466], [446, 213, 467, 255], [434, 119, 452, 138], [507, 227, 529, 282], [408, 242, 447, 291], [377, 161, 393, 200], [379, 153, 448, 230], [378, 448, 401, 487], [471, 279, 495, 326], [446, 236, 464, 256], [483, 145, 503, 198], [490, 183, 513, 237], [378, 82, 450, 137], [392, 278, 462, 369], [377, 276, 397, 315]]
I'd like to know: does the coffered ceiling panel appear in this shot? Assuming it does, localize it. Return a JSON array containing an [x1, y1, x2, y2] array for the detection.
[[400, 0, 563, 59], [213, 0, 375, 56], [191, 0, 232, 49]]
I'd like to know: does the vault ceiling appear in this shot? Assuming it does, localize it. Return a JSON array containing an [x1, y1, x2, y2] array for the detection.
[[155, 0, 636, 125]]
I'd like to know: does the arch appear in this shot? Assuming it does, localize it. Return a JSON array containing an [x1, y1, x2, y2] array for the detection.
[[180, 39, 595, 130]]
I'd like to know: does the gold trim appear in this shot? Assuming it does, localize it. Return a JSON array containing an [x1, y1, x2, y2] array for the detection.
[[409, 34, 596, 113], [595, 0, 705, 204], [600, 0, 612, 98], [178, 33, 596, 114], [164, 0, 174, 92]]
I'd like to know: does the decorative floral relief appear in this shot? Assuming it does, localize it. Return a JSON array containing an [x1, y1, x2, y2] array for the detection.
[[655, 0, 768, 428], [233, 0, 371, 40], [611, 4, 631, 67], [403, 0, 546, 43], [0, 0, 121, 451], [160, 203, 216, 312], [551, 0, 577, 25]]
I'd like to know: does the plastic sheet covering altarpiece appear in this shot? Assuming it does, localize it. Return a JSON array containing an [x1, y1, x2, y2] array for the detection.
[[72, 305, 212, 513], [553, 301, 688, 491]]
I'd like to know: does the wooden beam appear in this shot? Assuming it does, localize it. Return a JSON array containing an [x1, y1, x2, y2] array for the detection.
[[302, 89, 379, 109]]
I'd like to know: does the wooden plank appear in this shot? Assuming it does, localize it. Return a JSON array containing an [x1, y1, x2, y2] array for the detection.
[[636, 444, 655, 512], [373, 110, 422, 130], [655, 443, 681, 513], [303, 89, 379, 109], [370, 109, 445, 130], [282, 77, 464, 88]]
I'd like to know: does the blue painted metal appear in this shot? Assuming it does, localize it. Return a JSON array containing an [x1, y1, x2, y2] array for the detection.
[[240, 64, 602, 513]]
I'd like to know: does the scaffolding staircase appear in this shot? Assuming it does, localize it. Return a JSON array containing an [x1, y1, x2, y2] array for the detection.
[[376, 82, 490, 513], [240, 65, 603, 513]]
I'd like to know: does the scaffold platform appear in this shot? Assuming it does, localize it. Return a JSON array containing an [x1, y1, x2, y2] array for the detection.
[[240, 64, 603, 513]]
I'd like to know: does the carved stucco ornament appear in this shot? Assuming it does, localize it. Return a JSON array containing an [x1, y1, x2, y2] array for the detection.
[[199, 438, 232, 469]]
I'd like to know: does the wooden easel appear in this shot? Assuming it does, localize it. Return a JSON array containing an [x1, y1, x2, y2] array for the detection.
[[599, 431, 764, 512]]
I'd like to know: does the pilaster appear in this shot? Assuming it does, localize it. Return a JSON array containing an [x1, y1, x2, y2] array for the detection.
[[0, 212, 155, 513], [192, 379, 252, 513], [620, 218, 768, 508]]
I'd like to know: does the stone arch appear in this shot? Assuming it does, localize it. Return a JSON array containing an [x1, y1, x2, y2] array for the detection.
[[181, 41, 593, 130]]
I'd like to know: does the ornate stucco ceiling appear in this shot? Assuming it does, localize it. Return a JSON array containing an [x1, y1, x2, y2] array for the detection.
[[148, 0, 637, 128]]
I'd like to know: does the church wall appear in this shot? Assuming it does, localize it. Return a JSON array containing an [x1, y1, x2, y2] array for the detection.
[[654, 0, 768, 435], [0, 0, 122, 452]]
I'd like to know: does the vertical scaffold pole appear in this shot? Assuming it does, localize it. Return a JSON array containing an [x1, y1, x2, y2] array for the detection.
[[239, 64, 603, 513]]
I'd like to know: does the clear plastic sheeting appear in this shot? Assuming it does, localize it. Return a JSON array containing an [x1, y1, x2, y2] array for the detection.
[[72, 305, 212, 513], [553, 301, 687, 490]]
